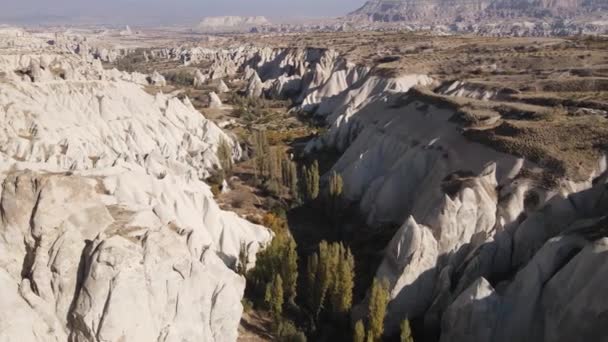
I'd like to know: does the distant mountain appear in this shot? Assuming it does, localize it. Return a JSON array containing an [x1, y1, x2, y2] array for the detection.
[[348, 0, 489, 22], [347, 0, 607, 23], [195, 16, 270, 33]]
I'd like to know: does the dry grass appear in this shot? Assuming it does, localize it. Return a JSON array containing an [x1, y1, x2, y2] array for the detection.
[[464, 111, 608, 182], [399, 86, 608, 182]]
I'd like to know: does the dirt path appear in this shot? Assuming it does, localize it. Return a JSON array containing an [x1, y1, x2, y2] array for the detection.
[[238, 311, 274, 342]]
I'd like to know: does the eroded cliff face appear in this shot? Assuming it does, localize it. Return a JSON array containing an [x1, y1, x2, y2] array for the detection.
[[0, 30, 272, 342], [181, 43, 608, 341]]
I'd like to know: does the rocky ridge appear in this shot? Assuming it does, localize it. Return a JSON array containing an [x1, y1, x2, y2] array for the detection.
[[348, 0, 608, 23], [3, 26, 608, 341], [156, 40, 608, 341], [0, 29, 272, 342], [341, 0, 608, 36]]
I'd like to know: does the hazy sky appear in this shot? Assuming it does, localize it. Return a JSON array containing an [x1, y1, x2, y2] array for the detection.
[[0, 0, 366, 25]]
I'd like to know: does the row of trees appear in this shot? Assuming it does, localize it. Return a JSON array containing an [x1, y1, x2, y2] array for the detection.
[[245, 212, 304, 341], [306, 241, 355, 320], [252, 130, 342, 205], [245, 129, 418, 341]]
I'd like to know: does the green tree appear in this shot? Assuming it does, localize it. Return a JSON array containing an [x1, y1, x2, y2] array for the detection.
[[329, 170, 343, 198], [282, 237, 298, 304], [265, 274, 284, 320], [330, 245, 355, 314], [367, 278, 390, 341], [328, 170, 344, 223], [217, 137, 234, 177], [247, 215, 298, 311], [400, 319, 414, 342], [312, 241, 337, 318], [236, 242, 249, 276], [281, 156, 299, 201], [277, 320, 307, 342], [269, 147, 283, 184], [307, 242, 355, 319], [306, 252, 319, 310], [303, 160, 320, 201], [354, 320, 366, 342], [253, 130, 270, 179]]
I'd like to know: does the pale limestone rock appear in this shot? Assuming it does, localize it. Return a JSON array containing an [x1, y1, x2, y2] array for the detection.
[[217, 80, 230, 93], [149, 70, 167, 86], [246, 71, 264, 98], [209, 91, 223, 108], [375, 217, 439, 333], [441, 234, 606, 342], [440, 277, 499, 342], [0, 37, 272, 342], [269, 74, 302, 99], [194, 69, 208, 88]]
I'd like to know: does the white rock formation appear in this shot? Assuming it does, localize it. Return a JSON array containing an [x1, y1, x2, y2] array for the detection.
[[149, 70, 167, 87], [0, 32, 271, 342], [195, 16, 270, 33], [246, 71, 265, 98], [217, 80, 230, 93], [209, 91, 224, 109], [194, 69, 208, 88]]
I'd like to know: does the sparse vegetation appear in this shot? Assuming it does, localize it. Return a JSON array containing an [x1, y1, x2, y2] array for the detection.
[[163, 70, 195, 86]]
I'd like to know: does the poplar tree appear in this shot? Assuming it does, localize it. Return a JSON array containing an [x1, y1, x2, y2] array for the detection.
[[308, 241, 355, 319], [217, 137, 233, 175], [400, 319, 414, 342], [331, 245, 354, 314], [354, 320, 366, 342], [247, 217, 298, 310], [328, 170, 344, 222], [306, 252, 319, 310], [282, 237, 298, 304], [312, 241, 332, 317], [269, 147, 283, 183], [253, 130, 270, 179], [303, 160, 319, 201], [367, 278, 390, 341], [328, 170, 343, 198], [265, 274, 284, 320], [281, 155, 299, 200]]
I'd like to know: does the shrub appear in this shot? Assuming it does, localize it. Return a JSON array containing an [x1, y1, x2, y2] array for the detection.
[[163, 70, 195, 86], [276, 320, 307, 342]]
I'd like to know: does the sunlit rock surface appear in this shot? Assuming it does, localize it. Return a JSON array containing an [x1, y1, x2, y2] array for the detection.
[[0, 30, 271, 342]]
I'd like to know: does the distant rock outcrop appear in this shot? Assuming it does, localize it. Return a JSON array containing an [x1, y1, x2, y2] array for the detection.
[[347, 0, 608, 23], [195, 16, 271, 33]]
